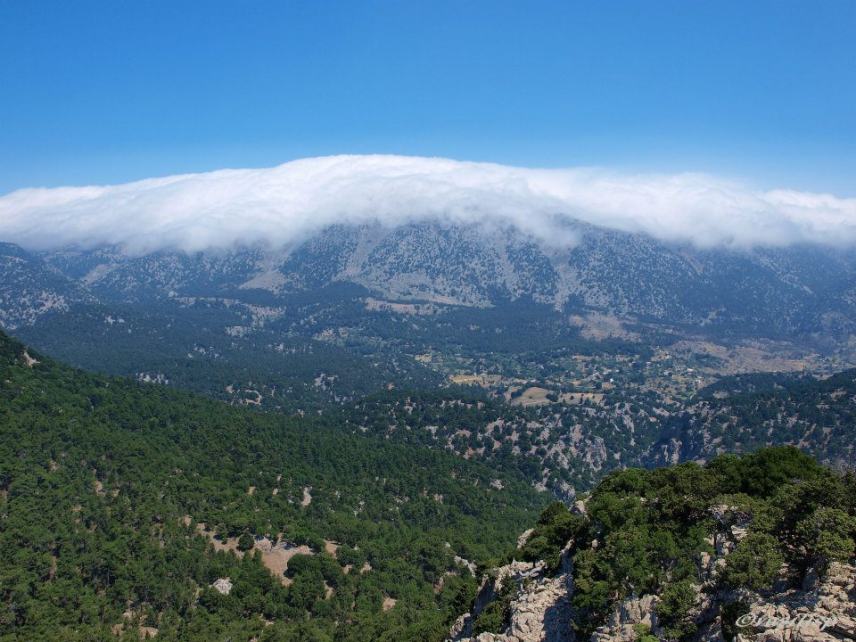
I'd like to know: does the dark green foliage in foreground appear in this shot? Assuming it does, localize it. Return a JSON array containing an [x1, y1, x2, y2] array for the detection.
[[513, 447, 856, 639], [719, 533, 783, 592], [0, 331, 545, 641]]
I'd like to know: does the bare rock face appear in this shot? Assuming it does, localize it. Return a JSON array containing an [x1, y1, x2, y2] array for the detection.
[[517, 529, 535, 550], [735, 563, 856, 642], [503, 572, 574, 642], [211, 577, 232, 595], [450, 549, 575, 642], [590, 594, 660, 642]]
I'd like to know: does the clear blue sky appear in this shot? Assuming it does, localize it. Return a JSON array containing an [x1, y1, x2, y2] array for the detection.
[[1, 1, 854, 194]]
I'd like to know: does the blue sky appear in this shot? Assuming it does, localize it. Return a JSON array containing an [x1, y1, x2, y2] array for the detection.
[[1, 0, 854, 195]]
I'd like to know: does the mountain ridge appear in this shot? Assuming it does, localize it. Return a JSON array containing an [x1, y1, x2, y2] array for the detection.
[[3, 221, 856, 345]]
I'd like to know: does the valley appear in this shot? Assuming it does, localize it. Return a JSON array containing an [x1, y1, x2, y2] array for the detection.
[[3, 223, 855, 503]]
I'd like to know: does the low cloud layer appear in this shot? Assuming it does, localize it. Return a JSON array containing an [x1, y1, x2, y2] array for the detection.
[[1, 154, 855, 254]]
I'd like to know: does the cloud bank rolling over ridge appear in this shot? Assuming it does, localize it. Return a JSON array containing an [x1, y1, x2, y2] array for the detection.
[[1, 155, 855, 254]]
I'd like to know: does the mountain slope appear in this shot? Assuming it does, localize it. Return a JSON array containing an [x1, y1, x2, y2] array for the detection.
[[0, 330, 545, 641], [0, 242, 91, 329], [20, 221, 856, 343], [336, 367, 856, 502], [0, 220, 853, 423], [652, 368, 856, 468]]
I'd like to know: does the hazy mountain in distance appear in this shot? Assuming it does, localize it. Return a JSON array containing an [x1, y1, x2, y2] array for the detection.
[[8, 220, 855, 345], [0, 242, 92, 329]]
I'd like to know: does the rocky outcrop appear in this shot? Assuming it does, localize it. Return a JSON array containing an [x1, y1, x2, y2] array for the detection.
[[586, 520, 856, 642], [517, 529, 535, 549], [211, 577, 232, 595], [581, 563, 856, 642], [451, 500, 855, 642], [590, 594, 660, 642], [450, 548, 575, 642], [736, 563, 856, 642]]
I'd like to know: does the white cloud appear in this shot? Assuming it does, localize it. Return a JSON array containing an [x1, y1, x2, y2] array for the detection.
[[1, 154, 855, 254]]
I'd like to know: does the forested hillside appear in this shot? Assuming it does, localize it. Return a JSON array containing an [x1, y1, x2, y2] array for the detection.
[[654, 368, 856, 468], [335, 366, 856, 503], [0, 331, 545, 641]]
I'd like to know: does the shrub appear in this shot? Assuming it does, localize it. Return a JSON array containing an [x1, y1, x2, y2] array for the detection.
[[721, 533, 783, 591], [237, 531, 255, 552], [472, 598, 510, 635], [657, 580, 697, 639], [795, 507, 856, 571]]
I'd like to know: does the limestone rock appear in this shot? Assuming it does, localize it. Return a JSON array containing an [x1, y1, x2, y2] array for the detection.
[[212, 577, 232, 595], [591, 594, 659, 642], [450, 553, 574, 642], [517, 529, 535, 549], [711, 563, 855, 642]]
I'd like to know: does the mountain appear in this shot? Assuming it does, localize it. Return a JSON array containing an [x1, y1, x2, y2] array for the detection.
[[0, 329, 544, 641], [24, 222, 856, 344], [450, 447, 856, 642], [299, 222, 856, 342], [1, 221, 853, 408], [0, 242, 92, 329]]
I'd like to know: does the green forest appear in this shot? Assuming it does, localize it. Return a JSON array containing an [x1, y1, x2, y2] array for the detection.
[[0, 330, 545, 641], [3, 323, 856, 641]]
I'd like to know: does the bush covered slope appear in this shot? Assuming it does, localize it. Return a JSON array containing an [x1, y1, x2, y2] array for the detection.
[[0, 331, 545, 641], [655, 369, 856, 468]]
